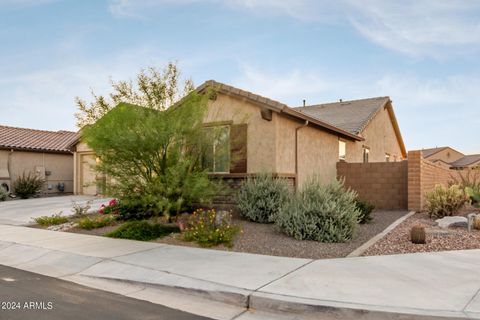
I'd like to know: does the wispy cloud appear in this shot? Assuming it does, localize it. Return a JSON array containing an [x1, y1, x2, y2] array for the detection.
[[108, 0, 480, 58]]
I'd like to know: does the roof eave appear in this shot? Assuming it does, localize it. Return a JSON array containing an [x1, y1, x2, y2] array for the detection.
[[198, 80, 363, 142], [0, 146, 73, 154]]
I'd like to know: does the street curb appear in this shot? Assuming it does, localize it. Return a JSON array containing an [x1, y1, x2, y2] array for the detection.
[[248, 291, 471, 320], [347, 211, 416, 258]]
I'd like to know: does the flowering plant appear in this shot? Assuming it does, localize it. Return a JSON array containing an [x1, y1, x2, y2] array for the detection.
[[182, 209, 240, 247], [98, 199, 120, 215]]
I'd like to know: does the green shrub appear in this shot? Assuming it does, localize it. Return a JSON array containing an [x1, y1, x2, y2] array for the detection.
[[182, 209, 240, 247], [106, 221, 179, 241], [466, 186, 480, 208], [34, 213, 69, 226], [276, 178, 360, 243], [0, 186, 7, 201], [77, 215, 114, 230], [236, 173, 291, 223], [13, 172, 44, 199], [425, 184, 467, 218], [355, 199, 375, 224]]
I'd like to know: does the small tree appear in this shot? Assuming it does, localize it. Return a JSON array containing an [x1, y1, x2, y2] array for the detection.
[[78, 63, 219, 219], [75, 62, 194, 128]]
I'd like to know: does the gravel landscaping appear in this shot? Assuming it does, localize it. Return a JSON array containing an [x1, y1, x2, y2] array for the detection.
[[157, 210, 408, 259], [363, 208, 480, 256], [29, 210, 409, 259]]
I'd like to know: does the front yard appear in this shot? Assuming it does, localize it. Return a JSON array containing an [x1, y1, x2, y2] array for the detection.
[[29, 208, 408, 259], [364, 207, 480, 256]]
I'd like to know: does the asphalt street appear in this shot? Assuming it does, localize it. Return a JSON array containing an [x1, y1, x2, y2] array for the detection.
[[0, 265, 212, 320]]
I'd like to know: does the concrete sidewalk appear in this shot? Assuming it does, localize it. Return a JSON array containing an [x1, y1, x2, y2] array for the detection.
[[0, 224, 479, 320]]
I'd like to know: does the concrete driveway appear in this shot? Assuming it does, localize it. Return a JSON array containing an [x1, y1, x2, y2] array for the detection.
[[0, 195, 111, 225]]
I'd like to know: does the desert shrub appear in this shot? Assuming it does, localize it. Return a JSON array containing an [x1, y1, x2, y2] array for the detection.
[[34, 213, 69, 226], [106, 221, 179, 241], [276, 177, 360, 243], [77, 215, 114, 230], [466, 187, 480, 208], [71, 200, 92, 217], [13, 172, 44, 199], [425, 184, 467, 218], [355, 199, 375, 224], [182, 209, 240, 247], [236, 173, 291, 223], [0, 186, 7, 201]]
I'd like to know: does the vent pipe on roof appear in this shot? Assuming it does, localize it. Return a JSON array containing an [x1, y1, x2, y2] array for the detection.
[[303, 99, 306, 107], [339, 99, 343, 102]]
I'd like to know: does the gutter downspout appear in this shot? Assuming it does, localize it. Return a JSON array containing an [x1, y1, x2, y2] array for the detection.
[[295, 120, 309, 189]]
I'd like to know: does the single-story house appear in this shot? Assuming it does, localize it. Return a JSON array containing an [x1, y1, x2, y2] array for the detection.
[[421, 146, 480, 169], [72, 80, 406, 197], [0, 125, 78, 194]]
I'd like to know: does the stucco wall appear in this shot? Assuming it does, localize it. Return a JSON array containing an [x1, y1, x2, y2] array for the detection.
[[0, 149, 73, 194], [205, 94, 277, 173], [346, 105, 404, 163], [275, 115, 340, 186]]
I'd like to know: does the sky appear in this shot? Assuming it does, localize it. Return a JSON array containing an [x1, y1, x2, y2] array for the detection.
[[0, 0, 479, 153]]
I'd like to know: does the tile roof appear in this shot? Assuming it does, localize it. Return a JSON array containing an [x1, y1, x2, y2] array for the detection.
[[294, 97, 390, 134], [421, 147, 449, 158], [0, 125, 78, 153], [450, 154, 480, 168]]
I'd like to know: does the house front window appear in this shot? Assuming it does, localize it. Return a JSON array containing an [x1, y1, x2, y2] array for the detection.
[[363, 147, 370, 163], [204, 125, 230, 173], [339, 140, 346, 161]]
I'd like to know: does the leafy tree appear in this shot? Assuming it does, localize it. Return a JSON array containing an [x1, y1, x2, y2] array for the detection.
[[75, 62, 194, 128], [79, 63, 219, 219]]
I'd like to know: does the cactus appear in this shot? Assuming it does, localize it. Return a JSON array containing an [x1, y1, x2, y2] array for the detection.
[[474, 217, 480, 230], [410, 225, 426, 244]]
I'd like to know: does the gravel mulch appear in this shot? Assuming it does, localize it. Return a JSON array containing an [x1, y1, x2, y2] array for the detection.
[[363, 207, 480, 256], [157, 210, 408, 259]]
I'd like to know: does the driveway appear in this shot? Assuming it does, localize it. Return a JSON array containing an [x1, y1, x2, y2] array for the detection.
[[0, 195, 111, 226]]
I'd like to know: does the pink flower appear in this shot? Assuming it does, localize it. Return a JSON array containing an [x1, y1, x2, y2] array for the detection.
[[108, 199, 118, 207]]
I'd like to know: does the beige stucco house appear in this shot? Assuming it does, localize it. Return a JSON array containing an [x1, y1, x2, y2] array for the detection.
[[421, 146, 480, 169], [72, 80, 406, 198], [0, 125, 78, 195]]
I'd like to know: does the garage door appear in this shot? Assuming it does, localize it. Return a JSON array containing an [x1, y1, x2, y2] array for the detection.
[[80, 154, 97, 195]]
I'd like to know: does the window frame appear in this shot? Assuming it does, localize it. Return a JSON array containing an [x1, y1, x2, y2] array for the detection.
[[338, 139, 346, 161], [363, 146, 370, 163], [204, 125, 231, 174]]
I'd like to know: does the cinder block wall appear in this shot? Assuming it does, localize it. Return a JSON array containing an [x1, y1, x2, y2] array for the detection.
[[337, 161, 408, 210], [407, 150, 462, 211]]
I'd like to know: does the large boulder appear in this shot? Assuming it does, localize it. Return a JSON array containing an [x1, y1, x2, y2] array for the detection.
[[435, 216, 468, 229]]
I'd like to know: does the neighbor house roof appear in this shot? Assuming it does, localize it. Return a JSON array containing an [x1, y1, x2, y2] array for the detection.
[[197, 80, 363, 141], [450, 154, 480, 168], [295, 97, 390, 135], [420, 146, 465, 159], [0, 125, 79, 154]]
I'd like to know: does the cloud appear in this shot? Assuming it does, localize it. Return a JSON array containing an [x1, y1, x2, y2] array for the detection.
[[108, 0, 480, 58], [347, 0, 480, 58], [0, 45, 175, 131], [231, 65, 480, 152]]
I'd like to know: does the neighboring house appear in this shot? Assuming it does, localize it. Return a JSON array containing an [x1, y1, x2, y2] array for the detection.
[[0, 125, 78, 194], [450, 154, 480, 170], [72, 80, 407, 196], [421, 146, 479, 169]]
